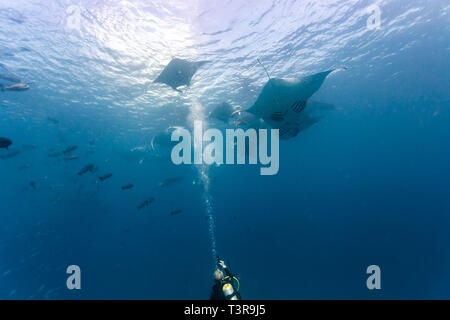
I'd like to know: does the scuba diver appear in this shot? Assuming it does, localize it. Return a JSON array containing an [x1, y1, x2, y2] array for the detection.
[[210, 256, 242, 300]]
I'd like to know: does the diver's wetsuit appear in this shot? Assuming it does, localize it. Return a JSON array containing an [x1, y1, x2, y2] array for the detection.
[[210, 280, 226, 300], [210, 267, 242, 300]]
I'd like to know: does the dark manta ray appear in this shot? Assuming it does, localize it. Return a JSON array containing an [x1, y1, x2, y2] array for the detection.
[[152, 58, 209, 92], [241, 68, 343, 139]]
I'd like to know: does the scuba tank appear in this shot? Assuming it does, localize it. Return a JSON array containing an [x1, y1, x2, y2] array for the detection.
[[222, 282, 239, 300]]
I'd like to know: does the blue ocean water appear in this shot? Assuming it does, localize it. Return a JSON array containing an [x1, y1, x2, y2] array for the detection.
[[0, 0, 449, 299]]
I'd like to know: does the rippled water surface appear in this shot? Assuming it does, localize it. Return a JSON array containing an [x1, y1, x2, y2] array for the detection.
[[0, 0, 449, 299]]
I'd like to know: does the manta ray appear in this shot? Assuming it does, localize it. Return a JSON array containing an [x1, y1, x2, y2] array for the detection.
[[151, 58, 209, 93], [207, 102, 236, 122], [237, 68, 343, 139]]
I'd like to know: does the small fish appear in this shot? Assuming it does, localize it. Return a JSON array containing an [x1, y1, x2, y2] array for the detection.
[[1, 83, 29, 91], [170, 209, 183, 215], [63, 145, 78, 154], [158, 177, 183, 187], [78, 164, 97, 176], [2, 269, 11, 277], [98, 173, 112, 182], [18, 164, 32, 171], [0, 149, 21, 159], [121, 184, 134, 190], [138, 197, 155, 210], [29, 181, 36, 190], [47, 117, 59, 124], [64, 154, 79, 161], [0, 137, 12, 150]]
